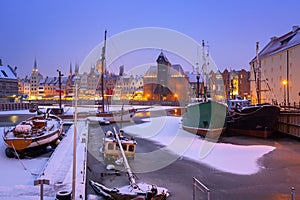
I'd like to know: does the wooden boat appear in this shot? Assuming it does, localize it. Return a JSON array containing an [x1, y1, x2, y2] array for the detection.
[[91, 128, 169, 200], [89, 180, 169, 200], [3, 112, 63, 158], [101, 129, 137, 162], [182, 100, 227, 139]]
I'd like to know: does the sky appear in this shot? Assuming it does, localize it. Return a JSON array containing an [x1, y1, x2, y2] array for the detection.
[[1, 0, 300, 77]]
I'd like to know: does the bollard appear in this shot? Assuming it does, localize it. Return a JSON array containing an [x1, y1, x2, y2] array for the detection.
[[291, 187, 295, 200]]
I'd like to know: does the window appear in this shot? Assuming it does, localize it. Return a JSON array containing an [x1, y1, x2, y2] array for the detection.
[[107, 143, 114, 150], [128, 145, 135, 152]]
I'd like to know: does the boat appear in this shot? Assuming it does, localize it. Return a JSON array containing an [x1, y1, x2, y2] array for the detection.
[[91, 128, 169, 200], [182, 100, 227, 139], [101, 129, 137, 163], [226, 101, 280, 138], [182, 40, 227, 140], [3, 109, 63, 158], [89, 180, 169, 200], [226, 42, 280, 138]]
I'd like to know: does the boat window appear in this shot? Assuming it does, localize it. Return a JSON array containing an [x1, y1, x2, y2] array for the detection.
[[128, 145, 135, 152], [108, 143, 114, 150], [122, 144, 127, 151]]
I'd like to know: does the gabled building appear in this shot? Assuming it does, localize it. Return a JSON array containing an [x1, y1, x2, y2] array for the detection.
[[0, 60, 18, 102], [250, 25, 300, 105]]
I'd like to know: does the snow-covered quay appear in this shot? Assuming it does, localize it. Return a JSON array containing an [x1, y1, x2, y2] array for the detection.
[[0, 120, 87, 200]]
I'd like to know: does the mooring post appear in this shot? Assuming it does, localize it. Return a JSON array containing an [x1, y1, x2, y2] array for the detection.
[[34, 179, 50, 200], [291, 187, 295, 200]]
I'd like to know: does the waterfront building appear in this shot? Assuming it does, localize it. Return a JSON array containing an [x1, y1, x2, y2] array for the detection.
[[29, 59, 43, 100], [143, 52, 189, 103], [250, 25, 300, 105], [18, 76, 30, 99], [0, 60, 18, 102], [185, 71, 204, 101], [222, 69, 250, 100]]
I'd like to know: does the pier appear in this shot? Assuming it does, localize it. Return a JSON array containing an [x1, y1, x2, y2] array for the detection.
[[277, 109, 300, 138]]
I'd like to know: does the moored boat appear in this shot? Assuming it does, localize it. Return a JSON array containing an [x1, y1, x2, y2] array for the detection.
[[91, 127, 169, 200], [226, 103, 280, 138], [3, 111, 63, 158], [226, 42, 281, 138], [101, 129, 137, 162], [182, 100, 227, 139]]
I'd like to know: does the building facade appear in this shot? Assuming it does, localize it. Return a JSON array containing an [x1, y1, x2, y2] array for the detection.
[[0, 63, 18, 102], [250, 25, 300, 105], [29, 59, 43, 100], [143, 52, 189, 103]]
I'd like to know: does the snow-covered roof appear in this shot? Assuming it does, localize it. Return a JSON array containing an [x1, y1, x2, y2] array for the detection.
[[0, 65, 17, 79], [251, 25, 300, 62]]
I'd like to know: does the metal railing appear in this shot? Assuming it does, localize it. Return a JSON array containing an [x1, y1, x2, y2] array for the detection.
[[193, 177, 210, 200]]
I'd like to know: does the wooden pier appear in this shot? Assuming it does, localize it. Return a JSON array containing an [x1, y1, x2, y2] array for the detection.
[[277, 110, 300, 138]]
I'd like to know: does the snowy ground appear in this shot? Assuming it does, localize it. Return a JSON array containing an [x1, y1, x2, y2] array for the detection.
[[123, 116, 276, 175], [0, 118, 87, 200]]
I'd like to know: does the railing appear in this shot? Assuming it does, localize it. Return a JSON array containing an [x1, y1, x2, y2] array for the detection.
[[279, 102, 300, 111], [0, 102, 31, 111], [193, 177, 210, 200]]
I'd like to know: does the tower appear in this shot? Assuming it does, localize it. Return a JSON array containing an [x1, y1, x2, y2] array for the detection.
[[156, 51, 170, 88]]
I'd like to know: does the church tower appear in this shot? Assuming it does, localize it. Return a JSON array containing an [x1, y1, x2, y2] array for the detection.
[[29, 58, 43, 99]]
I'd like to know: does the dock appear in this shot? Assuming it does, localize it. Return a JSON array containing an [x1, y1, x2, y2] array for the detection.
[[277, 110, 300, 138]]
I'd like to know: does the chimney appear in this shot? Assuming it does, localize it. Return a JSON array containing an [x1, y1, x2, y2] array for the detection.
[[270, 36, 277, 41], [292, 25, 299, 32]]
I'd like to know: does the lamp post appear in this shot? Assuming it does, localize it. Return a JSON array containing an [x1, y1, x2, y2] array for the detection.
[[282, 80, 287, 106]]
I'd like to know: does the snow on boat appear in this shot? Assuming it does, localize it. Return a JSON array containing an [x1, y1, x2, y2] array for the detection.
[[101, 129, 137, 162], [3, 112, 63, 158], [91, 127, 169, 200]]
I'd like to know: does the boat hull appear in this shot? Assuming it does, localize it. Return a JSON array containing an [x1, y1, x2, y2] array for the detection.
[[182, 101, 227, 139], [226, 104, 280, 138], [3, 114, 63, 157]]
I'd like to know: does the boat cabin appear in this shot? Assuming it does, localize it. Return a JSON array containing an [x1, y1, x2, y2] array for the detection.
[[102, 130, 136, 162], [227, 97, 251, 112]]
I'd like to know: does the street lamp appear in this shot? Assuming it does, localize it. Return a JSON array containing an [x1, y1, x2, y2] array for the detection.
[[282, 80, 287, 106]]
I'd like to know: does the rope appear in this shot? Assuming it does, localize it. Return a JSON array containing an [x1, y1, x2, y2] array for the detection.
[[10, 142, 39, 176]]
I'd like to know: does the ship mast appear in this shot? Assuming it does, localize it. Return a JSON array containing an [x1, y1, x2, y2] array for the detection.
[[101, 30, 107, 113], [202, 40, 208, 101], [255, 42, 261, 104]]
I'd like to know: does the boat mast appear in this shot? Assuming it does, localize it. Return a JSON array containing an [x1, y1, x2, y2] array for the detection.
[[202, 40, 208, 101], [101, 30, 107, 113], [255, 42, 261, 104], [113, 127, 138, 189]]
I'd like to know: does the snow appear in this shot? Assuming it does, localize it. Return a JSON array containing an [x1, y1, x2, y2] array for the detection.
[[0, 119, 87, 200], [0, 107, 276, 199], [122, 116, 275, 175]]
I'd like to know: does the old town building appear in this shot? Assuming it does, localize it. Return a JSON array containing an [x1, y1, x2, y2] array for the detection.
[[250, 25, 300, 105]]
